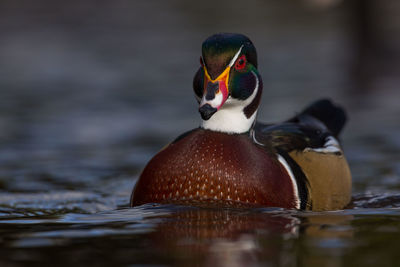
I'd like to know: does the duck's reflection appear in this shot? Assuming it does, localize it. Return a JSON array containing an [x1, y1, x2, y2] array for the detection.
[[153, 208, 300, 239], [145, 206, 354, 266], [148, 207, 300, 266]]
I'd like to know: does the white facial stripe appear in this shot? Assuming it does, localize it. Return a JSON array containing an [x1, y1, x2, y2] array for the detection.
[[249, 70, 259, 111], [199, 45, 245, 110], [228, 45, 244, 67]]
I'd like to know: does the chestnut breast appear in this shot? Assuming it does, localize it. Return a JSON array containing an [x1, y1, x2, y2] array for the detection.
[[131, 129, 298, 208]]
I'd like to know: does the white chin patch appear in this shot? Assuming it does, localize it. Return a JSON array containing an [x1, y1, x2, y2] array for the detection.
[[200, 92, 223, 109]]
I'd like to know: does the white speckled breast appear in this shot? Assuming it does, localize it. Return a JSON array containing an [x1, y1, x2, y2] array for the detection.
[[131, 128, 297, 208]]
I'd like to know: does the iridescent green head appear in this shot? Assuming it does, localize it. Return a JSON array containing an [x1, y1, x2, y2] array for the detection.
[[193, 33, 263, 133]]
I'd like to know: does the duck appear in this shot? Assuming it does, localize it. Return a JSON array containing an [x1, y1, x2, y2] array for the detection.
[[130, 33, 352, 211]]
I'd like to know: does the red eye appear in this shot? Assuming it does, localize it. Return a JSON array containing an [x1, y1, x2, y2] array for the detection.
[[200, 56, 204, 67], [235, 55, 246, 70]]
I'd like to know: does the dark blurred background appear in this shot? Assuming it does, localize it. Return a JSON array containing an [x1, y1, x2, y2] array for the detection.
[[0, 0, 399, 195]]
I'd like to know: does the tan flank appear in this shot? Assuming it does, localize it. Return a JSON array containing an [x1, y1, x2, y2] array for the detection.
[[289, 150, 352, 211]]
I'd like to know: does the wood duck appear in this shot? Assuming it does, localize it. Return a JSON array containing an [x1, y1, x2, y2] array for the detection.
[[130, 33, 352, 211]]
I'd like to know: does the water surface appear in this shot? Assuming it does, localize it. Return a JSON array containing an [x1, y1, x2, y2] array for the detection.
[[0, 1, 400, 266]]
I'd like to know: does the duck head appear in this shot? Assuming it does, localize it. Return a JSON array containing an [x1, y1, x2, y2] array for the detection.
[[193, 33, 263, 134]]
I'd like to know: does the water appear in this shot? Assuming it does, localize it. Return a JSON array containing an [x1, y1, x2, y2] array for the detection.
[[1, 1, 400, 266]]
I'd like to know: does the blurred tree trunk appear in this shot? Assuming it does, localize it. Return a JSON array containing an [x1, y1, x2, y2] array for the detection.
[[348, 0, 376, 92]]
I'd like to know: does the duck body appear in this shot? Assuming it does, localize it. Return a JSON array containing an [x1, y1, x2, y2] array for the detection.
[[130, 33, 352, 211]]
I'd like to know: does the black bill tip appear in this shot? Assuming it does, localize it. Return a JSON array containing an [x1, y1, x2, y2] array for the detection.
[[199, 104, 217, 120]]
